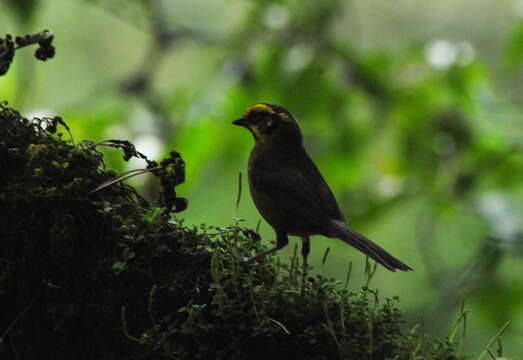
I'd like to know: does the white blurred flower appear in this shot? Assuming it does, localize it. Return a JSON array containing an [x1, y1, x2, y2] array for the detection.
[[478, 193, 522, 241], [264, 4, 290, 30], [425, 40, 458, 69], [425, 39, 476, 69], [132, 134, 163, 160], [283, 44, 314, 74], [376, 176, 403, 198]]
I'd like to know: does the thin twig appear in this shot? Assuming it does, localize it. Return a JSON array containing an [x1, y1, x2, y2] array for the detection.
[[89, 167, 161, 193], [477, 321, 510, 360], [0, 297, 37, 344], [321, 247, 330, 266], [235, 171, 242, 213], [266, 317, 290, 335]]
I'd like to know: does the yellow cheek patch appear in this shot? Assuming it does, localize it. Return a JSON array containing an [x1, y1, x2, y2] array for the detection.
[[250, 125, 265, 142]]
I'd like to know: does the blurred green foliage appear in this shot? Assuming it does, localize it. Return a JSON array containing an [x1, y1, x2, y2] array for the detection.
[[1, 0, 522, 356]]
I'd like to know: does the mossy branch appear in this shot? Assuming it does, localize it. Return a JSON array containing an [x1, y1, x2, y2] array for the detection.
[[0, 30, 55, 76]]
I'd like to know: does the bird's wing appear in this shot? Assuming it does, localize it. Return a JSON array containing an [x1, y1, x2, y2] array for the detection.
[[250, 150, 345, 233], [299, 152, 345, 221]]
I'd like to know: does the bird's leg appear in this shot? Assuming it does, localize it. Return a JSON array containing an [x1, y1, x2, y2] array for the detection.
[[244, 231, 288, 263], [300, 236, 310, 292], [301, 236, 310, 269]]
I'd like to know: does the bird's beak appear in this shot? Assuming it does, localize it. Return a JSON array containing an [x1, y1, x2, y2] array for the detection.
[[233, 117, 249, 127]]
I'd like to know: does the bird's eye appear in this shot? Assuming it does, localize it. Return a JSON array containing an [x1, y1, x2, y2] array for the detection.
[[250, 111, 264, 123]]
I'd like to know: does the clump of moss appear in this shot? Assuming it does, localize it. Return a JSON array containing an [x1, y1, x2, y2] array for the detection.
[[0, 30, 55, 76], [0, 102, 464, 359]]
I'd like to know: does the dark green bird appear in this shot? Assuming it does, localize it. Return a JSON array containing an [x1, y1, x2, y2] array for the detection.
[[233, 103, 412, 272]]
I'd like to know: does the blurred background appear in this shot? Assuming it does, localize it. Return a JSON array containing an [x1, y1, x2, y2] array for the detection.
[[1, 0, 522, 356]]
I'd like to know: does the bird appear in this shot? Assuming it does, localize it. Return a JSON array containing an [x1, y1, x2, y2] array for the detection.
[[233, 103, 412, 272]]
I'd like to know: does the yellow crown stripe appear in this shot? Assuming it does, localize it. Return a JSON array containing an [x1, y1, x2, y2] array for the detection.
[[245, 103, 275, 115], [245, 103, 293, 122]]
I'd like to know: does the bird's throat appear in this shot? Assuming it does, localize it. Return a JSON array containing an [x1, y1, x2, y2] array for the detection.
[[248, 125, 267, 143]]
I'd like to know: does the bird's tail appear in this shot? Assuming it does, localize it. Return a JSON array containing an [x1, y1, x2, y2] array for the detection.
[[330, 220, 412, 272]]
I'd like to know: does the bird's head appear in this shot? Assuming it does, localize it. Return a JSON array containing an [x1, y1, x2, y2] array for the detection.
[[233, 103, 302, 144]]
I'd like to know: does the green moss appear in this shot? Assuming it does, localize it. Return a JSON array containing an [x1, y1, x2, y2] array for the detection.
[[0, 102, 465, 359]]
